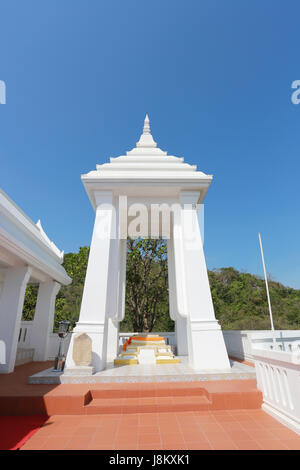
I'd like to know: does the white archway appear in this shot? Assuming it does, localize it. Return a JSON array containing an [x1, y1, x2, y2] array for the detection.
[[65, 116, 230, 374]]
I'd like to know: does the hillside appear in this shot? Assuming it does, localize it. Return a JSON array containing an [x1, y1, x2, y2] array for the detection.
[[22, 245, 300, 331], [208, 267, 300, 330]]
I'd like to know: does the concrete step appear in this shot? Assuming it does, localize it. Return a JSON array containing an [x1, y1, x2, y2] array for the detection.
[[85, 395, 211, 414], [156, 358, 180, 364], [114, 356, 179, 365], [82, 382, 262, 414], [114, 358, 138, 365], [90, 385, 208, 399], [1, 362, 261, 416]]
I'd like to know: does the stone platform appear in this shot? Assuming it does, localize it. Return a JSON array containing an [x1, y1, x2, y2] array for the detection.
[[0, 361, 260, 416], [28, 357, 256, 384]]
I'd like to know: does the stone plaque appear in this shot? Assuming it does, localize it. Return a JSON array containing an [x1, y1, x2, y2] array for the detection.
[[72, 333, 92, 366]]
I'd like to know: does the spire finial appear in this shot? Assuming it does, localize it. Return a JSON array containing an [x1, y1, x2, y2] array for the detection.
[[136, 113, 157, 148], [143, 114, 150, 134]]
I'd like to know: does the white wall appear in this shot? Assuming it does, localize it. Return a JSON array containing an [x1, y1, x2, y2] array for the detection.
[[47, 333, 71, 360], [18, 321, 71, 360], [223, 330, 300, 362], [18, 321, 34, 348]]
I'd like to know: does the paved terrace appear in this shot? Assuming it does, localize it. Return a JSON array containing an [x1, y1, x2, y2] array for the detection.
[[29, 356, 257, 384], [0, 362, 300, 450], [20, 410, 300, 450]]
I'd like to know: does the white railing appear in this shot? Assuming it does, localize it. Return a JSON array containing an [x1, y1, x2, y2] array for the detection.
[[251, 333, 300, 434], [18, 321, 34, 348], [16, 321, 35, 365], [223, 330, 300, 362], [47, 333, 71, 359], [17, 324, 176, 361], [17, 321, 71, 360]]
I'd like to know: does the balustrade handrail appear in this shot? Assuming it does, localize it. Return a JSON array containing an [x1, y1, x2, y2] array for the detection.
[[251, 338, 300, 434]]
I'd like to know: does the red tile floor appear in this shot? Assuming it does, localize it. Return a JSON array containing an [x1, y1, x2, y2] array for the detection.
[[1, 362, 299, 450], [21, 409, 300, 450]]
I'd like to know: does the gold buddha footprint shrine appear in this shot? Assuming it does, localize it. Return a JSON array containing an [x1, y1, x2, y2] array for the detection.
[[114, 335, 180, 366]]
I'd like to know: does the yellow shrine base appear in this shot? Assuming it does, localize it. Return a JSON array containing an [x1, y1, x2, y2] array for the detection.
[[114, 335, 180, 366]]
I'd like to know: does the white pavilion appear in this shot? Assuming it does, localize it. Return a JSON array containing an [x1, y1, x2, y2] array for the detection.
[[64, 115, 230, 376], [0, 189, 71, 373]]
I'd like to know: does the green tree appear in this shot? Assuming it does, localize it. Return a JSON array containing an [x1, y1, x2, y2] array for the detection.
[[22, 284, 38, 321], [53, 246, 90, 330], [209, 267, 300, 329], [121, 238, 174, 332]]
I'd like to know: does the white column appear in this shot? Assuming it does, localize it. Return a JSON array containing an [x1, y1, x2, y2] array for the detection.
[[167, 238, 188, 356], [31, 281, 61, 361], [0, 266, 32, 373], [175, 317, 189, 356], [65, 191, 116, 373], [167, 238, 177, 323], [116, 238, 127, 322], [106, 318, 120, 363], [176, 192, 230, 370], [106, 208, 127, 323], [104, 232, 127, 363]]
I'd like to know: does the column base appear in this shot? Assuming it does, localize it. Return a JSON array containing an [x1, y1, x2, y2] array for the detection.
[[187, 320, 231, 371], [0, 364, 10, 374], [106, 318, 120, 363], [175, 316, 188, 356]]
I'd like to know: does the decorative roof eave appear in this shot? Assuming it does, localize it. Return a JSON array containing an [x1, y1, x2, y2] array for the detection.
[[81, 171, 212, 181], [0, 189, 66, 266], [36, 220, 64, 262], [82, 177, 212, 211], [0, 227, 71, 285]]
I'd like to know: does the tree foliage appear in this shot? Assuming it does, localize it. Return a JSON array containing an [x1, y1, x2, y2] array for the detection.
[[22, 244, 300, 332], [209, 267, 300, 330], [22, 246, 90, 331], [22, 284, 38, 321], [54, 246, 90, 330], [121, 238, 173, 332]]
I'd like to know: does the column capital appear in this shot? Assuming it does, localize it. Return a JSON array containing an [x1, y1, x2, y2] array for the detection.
[[179, 191, 201, 206], [5, 265, 32, 281], [94, 190, 114, 207], [39, 279, 61, 295]]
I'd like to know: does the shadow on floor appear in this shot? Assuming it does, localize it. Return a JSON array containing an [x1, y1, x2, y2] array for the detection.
[[0, 414, 48, 450], [0, 361, 58, 415]]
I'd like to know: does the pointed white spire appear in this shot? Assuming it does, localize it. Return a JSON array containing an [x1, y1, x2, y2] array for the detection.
[[143, 114, 151, 134], [136, 114, 157, 148]]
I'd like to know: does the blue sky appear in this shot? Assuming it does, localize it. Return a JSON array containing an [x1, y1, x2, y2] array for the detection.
[[0, 1, 300, 288]]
